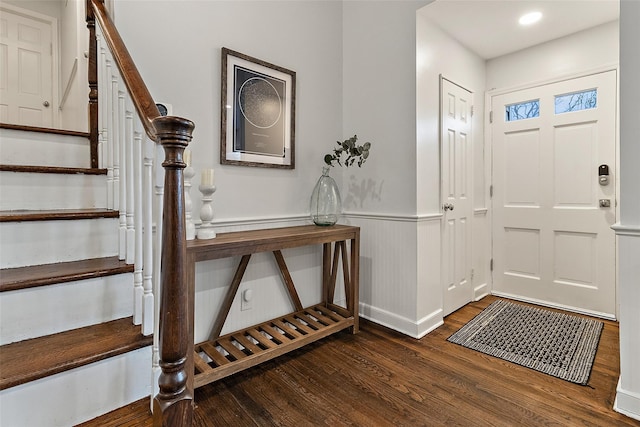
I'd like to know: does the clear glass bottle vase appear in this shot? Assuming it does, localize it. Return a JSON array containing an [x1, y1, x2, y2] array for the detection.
[[310, 166, 342, 226]]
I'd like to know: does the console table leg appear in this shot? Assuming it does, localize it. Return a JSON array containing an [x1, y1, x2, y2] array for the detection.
[[322, 243, 331, 305], [350, 236, 360, 333], [209, 254, 251, 341]]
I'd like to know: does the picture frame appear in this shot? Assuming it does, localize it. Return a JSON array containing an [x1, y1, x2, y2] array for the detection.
[[220, 47, 296, 169]]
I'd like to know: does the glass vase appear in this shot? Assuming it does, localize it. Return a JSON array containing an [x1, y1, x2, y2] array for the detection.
[[310, 166, 341, 226]]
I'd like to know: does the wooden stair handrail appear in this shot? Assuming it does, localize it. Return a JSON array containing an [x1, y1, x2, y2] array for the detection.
[[86, 1, 195, 425], [88, 0, 172, 141]]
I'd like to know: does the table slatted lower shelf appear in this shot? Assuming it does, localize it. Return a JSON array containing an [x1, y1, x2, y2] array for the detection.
[[194, 303, 354, 388]]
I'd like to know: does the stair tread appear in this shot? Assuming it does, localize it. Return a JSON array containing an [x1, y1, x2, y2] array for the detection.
[[0, 122, 90, 138], [0, 164, 106, 175], [0, 317, 152, 390], [0, 208, 118, 222], [0, 257, 133, 292]]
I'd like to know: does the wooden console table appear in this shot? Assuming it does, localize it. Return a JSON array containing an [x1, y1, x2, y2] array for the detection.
[[186, 224, 360, 389]]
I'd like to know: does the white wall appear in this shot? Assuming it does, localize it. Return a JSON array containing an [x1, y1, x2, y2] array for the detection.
[[113, 0, 344, 335], [339, 1, 487, 336], [416, 8, 489, 309], [615, 0, 640, 420], [113, 0, 486, 338], [341, 1, 439, 337], [342, 0, 429, 216], [59, 0, 88, 132], [486, 20, 619, 90], [416, 9, 486, 214], [2, 0, 61, 19], [116, 1, 343, 223]]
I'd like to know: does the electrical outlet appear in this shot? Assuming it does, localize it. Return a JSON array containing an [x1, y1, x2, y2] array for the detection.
[[241, 289, 253, 311]]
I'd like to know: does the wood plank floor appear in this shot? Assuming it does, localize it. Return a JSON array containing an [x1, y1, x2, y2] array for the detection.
[[79, 296, 640, 426]]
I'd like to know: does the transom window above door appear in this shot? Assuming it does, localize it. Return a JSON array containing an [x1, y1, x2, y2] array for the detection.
[[554, 89, 597, 114], [505, 99, 540, 121]]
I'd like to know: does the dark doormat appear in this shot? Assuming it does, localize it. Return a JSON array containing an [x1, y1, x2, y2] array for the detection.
[[448, 299, 603, 385]]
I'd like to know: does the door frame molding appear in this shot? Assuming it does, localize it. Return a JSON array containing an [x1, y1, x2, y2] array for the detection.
[[485, 65, 620, 319]]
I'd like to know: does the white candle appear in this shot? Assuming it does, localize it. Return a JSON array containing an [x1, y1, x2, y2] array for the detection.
[[201, 168, 215, 186], [184, 149, 191, 167]]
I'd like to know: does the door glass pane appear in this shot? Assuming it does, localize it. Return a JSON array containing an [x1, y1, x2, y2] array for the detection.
[[555, 89, 597, 114], [505, 100, 539, 121]]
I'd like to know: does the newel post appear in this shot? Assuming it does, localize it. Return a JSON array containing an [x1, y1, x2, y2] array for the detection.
[[152, 116, 195, 427]]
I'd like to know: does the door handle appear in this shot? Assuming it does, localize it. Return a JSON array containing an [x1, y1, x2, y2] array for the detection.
[[43, 101, 50, 107], [443, 203, 454, 211]]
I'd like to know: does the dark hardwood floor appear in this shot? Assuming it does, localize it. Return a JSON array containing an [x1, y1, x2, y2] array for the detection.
[[79, 296, 640, 426]]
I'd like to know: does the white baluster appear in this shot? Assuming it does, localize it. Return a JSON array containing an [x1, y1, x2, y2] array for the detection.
[[96, 30, 106, 169], [125, 100, 135, 264], [151, 140, 164, 401], [105, 54, 114, 210], [130, 102, 142, 325], [184, 149, 196, 240], [116, 87, 126, 260], [142, 134, 154, 336]]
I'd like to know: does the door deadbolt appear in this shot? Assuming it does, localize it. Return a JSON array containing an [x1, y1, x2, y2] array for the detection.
[[598, 164, 610, 186]]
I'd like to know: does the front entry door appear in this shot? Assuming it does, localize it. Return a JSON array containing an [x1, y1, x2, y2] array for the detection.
[[0, 4, 55, 127], [491, 70, 617, 318], [441, 77, 473, 316]]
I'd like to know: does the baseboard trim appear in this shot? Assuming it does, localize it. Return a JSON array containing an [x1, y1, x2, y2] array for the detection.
[[473, 282, 489, 301], [415, 309, 445, 339], [614, 378, 640, 421], [359, 302, 443, 339]]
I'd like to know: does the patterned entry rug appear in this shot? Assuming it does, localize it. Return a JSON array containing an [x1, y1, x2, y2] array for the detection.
[[448, 299, 604, 385]]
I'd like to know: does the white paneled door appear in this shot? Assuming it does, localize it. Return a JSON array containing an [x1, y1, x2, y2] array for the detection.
[[0, 5, 55, 127], [441, 77, 473, 316], [491, 70, 617, 318]]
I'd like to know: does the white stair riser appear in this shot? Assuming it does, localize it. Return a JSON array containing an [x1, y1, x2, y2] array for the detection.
[[0, 273, 134, 345], [0, 218, 119, 268], [0, 128, 90, 168], [0, 171, 107, 210], [0, 346, 151, 427]]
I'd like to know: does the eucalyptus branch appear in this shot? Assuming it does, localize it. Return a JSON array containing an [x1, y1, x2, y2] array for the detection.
[[324, 135, 372, 168]]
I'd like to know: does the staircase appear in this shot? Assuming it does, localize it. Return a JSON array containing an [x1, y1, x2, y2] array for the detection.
[[0, 124, 153, 426]]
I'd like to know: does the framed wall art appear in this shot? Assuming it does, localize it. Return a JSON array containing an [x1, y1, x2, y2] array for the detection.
[[220, 47, 296, 169]]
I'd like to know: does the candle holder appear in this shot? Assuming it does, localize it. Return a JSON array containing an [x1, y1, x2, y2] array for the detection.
[[184, 165, 196, 240], [197, 182, 217, 239]]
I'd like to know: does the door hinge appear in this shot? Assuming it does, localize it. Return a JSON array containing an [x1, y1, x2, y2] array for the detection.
[[490, 259, 494, 271], [470, 106, 474, 117], [489, 111, 493, 123], [489, 185, 493, 198]]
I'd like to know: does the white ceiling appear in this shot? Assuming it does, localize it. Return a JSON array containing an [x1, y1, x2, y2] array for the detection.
[[419, 0, 620, 59]]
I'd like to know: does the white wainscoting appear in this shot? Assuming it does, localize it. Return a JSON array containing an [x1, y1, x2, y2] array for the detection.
[[473, 208, 490, 300], [344, 213, 444, 339], [613, 226, 640, 421]]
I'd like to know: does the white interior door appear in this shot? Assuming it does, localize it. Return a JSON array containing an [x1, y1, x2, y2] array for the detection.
[[491, 70, 617, 318], [0, 5, 55, 127], [441, 77, 473, 316]]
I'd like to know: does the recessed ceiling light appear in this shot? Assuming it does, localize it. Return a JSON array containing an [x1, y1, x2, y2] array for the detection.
[[519, 11, 542, 26]]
